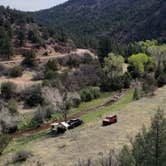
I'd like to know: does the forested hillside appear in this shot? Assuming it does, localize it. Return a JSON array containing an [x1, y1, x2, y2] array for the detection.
[[33, 0, 166, 49], [0, 6, 74, 60]]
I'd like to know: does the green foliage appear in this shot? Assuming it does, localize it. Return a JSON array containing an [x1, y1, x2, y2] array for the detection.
[[0, 134, 11, 155], [17, 30, 25, 47], [45, 60, 58, 72], [103, 52, 124, 80], [28, 30, 42, 45], [8, 99, 18, 114], [80, 87, 101, 102], [137, 40, 158, 53], [0, 34, 14, 59], [44, 60, 59, 80], [157, 73, 166, 87], [33, 0, 165, 52], [128, 53, 155, 77], [22, 51, 36, 67], [44, 70, 58, 80], [32, 105, 54, 126], [154, 53, 166, 88], [9, 66, 23, 78], [1, 82, 17, 99], [143, 74, 157, 95], [123, 72, 132, 89], [119, 145, 135, 166], [118, 108, 166, 166], [101, 52, 130, 91], [133, 88, 143, 100], [67, 56, 79, 68], [25, 85, 43, 107], [97, 37, 112, 63], [147, 44, 166, 63]]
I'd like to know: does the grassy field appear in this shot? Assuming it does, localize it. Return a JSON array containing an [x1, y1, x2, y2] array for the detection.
[[4, 91, 129, 154], [81, 90, 133, 123], [1, 86, 166, 166]]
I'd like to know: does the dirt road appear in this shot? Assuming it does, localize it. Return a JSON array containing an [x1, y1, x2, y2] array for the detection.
[[0, 49, 93, 65], [12, 91, 125, 138]]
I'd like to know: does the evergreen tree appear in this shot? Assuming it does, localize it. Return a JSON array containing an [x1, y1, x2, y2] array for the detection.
[[0, 34, 14, 59]]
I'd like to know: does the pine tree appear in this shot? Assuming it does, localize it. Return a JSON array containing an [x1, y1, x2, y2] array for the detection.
[[0, 34, 14, 59]]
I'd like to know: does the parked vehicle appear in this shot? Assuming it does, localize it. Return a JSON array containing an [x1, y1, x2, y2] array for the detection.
[[51, 122, 69, 134], [50, 119, 83, 135], [67, 119, 83, 129], [102, 115, 117, 126]]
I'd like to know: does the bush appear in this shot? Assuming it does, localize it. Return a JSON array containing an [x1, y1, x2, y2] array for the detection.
[[90, 87, 101, 99], [110, 76, 125, 91], [100, 72, 132, 92], [8, 99, 18, 114], [67, 56, 79, 67], [0, 134, 11, 155], [9, 66, 23, 77], [1, 82, 17, 99], [133, 88, 143, 100], [45, 59, 58, 71], [24, 85, 43, 107], [13, 150, 32, 163], [80, 87, 101, 102], [157, 73, 166, 87], [67, 93, 81, 108], [44, 70, 57, 80], [123, 72, 132, 89], [32, 105, 54, 126], [143, 74, 157, 95], [22, 51, 36, 67]]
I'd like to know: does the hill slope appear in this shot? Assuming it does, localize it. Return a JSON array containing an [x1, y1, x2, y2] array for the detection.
[[33, 0, 166, 48], [0, 6, 74, 60]]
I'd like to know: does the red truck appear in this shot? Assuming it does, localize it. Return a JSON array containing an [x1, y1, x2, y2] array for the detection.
[[102, 115, 117, 126]]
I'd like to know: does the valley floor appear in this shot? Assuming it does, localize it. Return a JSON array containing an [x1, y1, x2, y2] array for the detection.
[[1, 86, 166, 166]]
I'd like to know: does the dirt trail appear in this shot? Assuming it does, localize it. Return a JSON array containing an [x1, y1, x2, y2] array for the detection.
[[12, 90, 126, 138], [0, 49, 92, 65]]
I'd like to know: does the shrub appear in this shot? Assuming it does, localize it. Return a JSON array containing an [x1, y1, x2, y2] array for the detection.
[[80, 90, 93, 102], [1, 82, 16, 99], [9, 66, 23, 77], [90, 87, 100, 99], [157, 73, 166, 87], [0, 134, 11, 155], [22, 51, 36, 67], [122, 72, 132, 88], [143, 74, 157, 95], [13, 150, 32, 163], [128, 53, 155, 78], [32, 105, 54, 126], [133, 88, 143, 100], [100, 72, 132, 92], [110, 76, 125, 91], [24, 85, 43, 107], [67, 56, 79, 67], [45, 59, 58, 72], [67, 93, 81, 108], [0, 100, 18, 133], [44, 70, 57, 80], [80, 87, 101, 102], [7, 99, 18, 114]]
